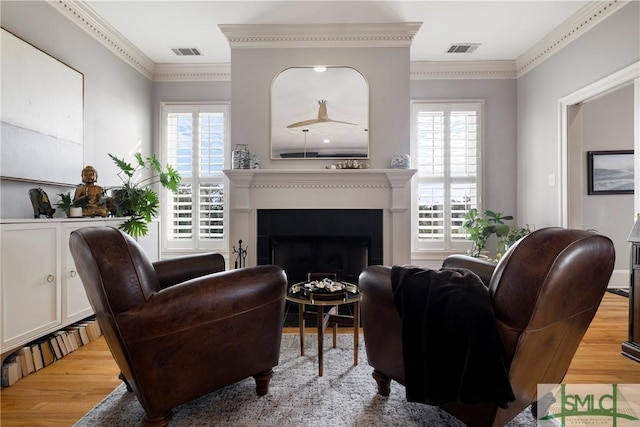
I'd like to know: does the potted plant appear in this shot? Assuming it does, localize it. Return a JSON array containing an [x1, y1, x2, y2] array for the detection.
[[495, 224, 532, 261], [56, 192, 88, 218], [460, 208, 514, 257], [107, 152, 181, 237]]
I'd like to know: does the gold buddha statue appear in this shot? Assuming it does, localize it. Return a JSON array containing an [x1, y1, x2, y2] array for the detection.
[[73, 165, 109, 217]]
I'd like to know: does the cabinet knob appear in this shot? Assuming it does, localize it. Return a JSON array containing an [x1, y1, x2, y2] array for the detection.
[[47, 275, 55, 283], [70, 270, 77, 277]]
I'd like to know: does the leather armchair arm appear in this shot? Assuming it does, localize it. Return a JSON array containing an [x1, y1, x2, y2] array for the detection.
[[358, 265, 405, 385], [117, 265, 286, 343], [442, 254, 496, 287], [153, 253, 225, 289]]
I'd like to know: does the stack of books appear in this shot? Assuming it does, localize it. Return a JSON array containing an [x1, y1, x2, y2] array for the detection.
[[1, 317, 102, 387]]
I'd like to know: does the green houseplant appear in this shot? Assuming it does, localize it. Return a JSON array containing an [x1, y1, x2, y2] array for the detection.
[[108, 152, 181, 237], [56, 192, 88, 217], [495, 224, 532, 261], [460, 208, 514, 258]]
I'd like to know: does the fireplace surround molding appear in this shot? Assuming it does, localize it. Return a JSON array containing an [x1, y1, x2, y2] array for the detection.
[[224, 169, 416, 267]]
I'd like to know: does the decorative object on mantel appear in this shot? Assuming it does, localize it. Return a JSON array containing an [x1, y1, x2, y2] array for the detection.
[[107, 152, 181, 237], [391, 154, 410, 169], [56, 192, 88, 218], [232, 144, 251, 169], [28, 188, 55, 218], [72, 166, 109, 218], [232, 239, 247, 269], [250, 153, 260, 169], [327, 159, 370, 169]]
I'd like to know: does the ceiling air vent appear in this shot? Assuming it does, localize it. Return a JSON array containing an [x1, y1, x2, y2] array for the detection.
[[446, 43, 480, 54], [171, 47, 203, 56]]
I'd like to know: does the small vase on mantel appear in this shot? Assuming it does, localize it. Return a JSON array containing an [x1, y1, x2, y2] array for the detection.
[[391, 154, 410, 169], [232, 144, 250, 169]]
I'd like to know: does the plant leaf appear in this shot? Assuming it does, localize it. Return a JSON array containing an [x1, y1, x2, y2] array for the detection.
[[147, 154, 163, 174], [134, 152, 145, 168], [109, 153, 135, 179]]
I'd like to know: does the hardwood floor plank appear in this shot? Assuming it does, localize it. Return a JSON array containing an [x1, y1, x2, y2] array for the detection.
[[564, 293, 640, 384], [1, 292, 637, 426], [1, 338, 121, 427]]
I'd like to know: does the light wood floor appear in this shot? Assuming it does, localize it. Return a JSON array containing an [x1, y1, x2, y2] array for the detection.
[[1, 293, 638, 426]]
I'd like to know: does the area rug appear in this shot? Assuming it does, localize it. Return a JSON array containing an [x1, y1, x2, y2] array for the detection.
[[74, 334, 537, 427]]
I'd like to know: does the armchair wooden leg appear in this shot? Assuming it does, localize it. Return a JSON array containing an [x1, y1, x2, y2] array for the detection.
[[141, 410, 172, 427], [372, 369, 391, 396], [253, 368, 274, 396], [118, 372, 133, 392]]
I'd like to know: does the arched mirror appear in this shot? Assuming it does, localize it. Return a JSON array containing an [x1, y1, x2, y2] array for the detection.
[[270, 66, 369, 159]]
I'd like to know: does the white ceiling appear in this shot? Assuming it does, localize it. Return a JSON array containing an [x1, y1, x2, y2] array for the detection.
[[83, 0, 590, 65]]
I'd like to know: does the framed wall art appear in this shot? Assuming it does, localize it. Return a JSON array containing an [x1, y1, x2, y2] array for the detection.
[[587, 150, 634, 195], [1, 28, 84, 186]]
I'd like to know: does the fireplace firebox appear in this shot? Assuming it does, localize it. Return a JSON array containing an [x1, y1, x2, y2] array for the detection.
[[257, 209, 383, 285], [257, 209, 382, 326]]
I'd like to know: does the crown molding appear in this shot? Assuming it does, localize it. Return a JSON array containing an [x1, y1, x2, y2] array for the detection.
[[48, 1, 626, 83], [410, 61, 517, 80], [217, 23, 423, 49], [153, 63, 231, 82], [47, 0, 155, 79], [516, 0, 629, 77]]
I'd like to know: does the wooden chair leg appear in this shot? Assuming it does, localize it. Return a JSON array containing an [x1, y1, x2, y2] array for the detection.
[[253, 368, 274, 396], [141, 410, 172, 427], [118, 372, 133, 392], [372, 369, 391, 396]]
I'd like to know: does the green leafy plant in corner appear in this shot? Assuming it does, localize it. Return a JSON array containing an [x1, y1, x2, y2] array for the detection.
[[460, 209, 514, 257], [108, 152, 181, 237], [495, 224, 532, 261], [56, 192, 88, 217]]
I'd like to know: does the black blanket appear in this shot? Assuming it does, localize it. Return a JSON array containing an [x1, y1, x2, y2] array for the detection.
[[391, 265, 514, 407]]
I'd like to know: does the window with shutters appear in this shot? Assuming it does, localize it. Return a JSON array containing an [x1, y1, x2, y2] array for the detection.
[[411, 101, 482, 251], [161, 103, 229, 252]]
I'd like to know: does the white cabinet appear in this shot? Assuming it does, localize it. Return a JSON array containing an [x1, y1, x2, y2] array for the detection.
[[1, 219, 161, 356], [0, 218, 159, 357], [1, 223, 61, 352], [61, 222, 94, 323]]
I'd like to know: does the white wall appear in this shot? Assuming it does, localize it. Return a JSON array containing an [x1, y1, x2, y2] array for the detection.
[[517, 1, 640, 231], [581, 84, 634, 273], [229, 47, 411, 170], [0, 1, 153, 219]]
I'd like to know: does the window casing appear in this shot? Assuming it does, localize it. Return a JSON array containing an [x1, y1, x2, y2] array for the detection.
[[411, 101, 483, 251], [160, 103, 229, 252]]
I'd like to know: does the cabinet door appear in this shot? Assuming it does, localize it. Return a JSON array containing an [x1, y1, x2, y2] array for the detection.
[[61, 222, 95, 323], [1, 224, 61, 350]]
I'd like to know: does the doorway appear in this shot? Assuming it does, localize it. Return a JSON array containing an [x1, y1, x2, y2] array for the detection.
[[560, 61, 639, 287]]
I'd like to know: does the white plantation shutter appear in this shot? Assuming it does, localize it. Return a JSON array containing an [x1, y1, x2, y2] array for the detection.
[[162, 104, 228, 251], [413, 102, 481, 251]]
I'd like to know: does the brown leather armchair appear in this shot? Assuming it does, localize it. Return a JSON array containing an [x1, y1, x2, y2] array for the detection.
[[359, 228, 615, 427], [69, 226, 288, 427]]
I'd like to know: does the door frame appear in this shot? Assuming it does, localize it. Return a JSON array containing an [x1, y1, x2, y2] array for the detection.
[[559, 61, 640, 228]]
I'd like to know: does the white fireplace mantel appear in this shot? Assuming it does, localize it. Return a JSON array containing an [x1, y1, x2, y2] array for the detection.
[[224, 169, 416, 267]]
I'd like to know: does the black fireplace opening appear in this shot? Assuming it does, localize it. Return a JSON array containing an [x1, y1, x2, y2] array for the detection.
[[256, 208, 383, 282], [271, 235, 370, 285], [257, 209, 383, 327]]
